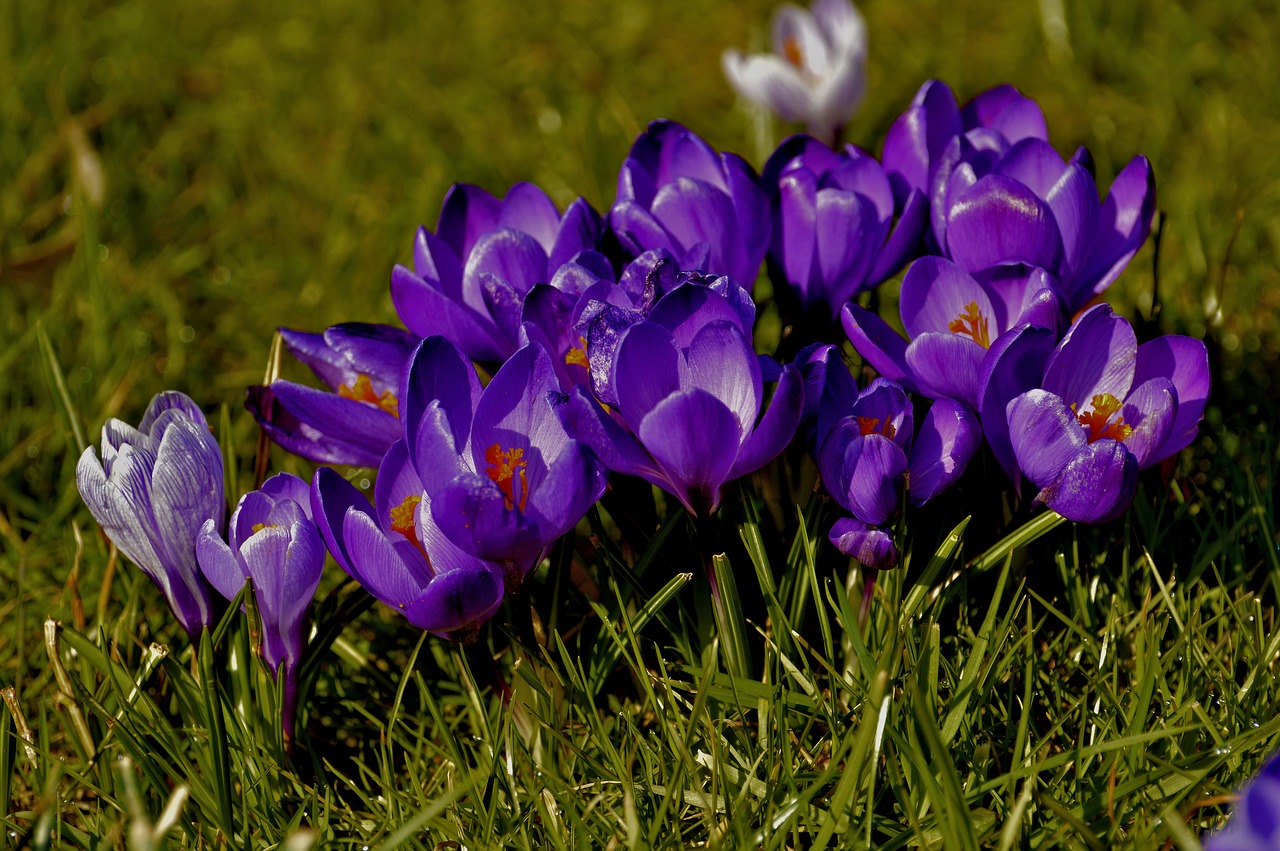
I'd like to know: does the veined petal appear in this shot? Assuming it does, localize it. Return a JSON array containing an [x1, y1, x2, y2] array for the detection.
[[1071, 155, 1156, 309], [462, 228, 549, 300], [638, 389, 741, 516], [498, 182, 561, 252], [1006, 389, 1087, 489], [391, 265, 508, 363], [839, 433, 908, 527], [828, 517, 898, 569], [908, 398, 981, 505], [977, 324, 1057, 488], [840, 303, 914, 390], [1038, 440, 1138, 524], [1119, 377, 1177, 469], [904, 332, 985, 410], [1042, 304, 1137, 410], [945, 174, 1064, 274], [900, 257, 997, 338], [196, 519, 246, 603], [404, 568, 505, 636], [551, 387, 664, 481], [1133, 335, 1209, 459], [436, 183, 503, 260], [729, 362, 804, 479], [611, 321, 684, 432], [686, 320, 762, 434]]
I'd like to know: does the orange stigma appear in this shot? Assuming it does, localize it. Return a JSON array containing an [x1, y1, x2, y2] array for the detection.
[[338, 373, 399, 417], [1075, 394, 1133, 443], [948, 302, 991, 349], [782, 35, 804, 68], [856, 416, 897, 440], [485, 444, 529, 511], [390, 494, 423, 552], [565, 336, 589, 368]]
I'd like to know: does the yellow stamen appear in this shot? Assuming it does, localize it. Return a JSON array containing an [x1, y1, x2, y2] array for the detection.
[[857, 416, 897, 440], [390, 494, 423, 551], [485, 444, 529, 512], [1075, 393, 1133, 443], [251, 522, 272, 534], [948, 302, 992, 349], [565, 336, 589, 368], [782, 34, 804, 68], [338, 373, 399, 418]]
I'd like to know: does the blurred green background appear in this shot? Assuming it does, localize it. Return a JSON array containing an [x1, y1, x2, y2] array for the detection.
[[2, 0, 1277, 684]]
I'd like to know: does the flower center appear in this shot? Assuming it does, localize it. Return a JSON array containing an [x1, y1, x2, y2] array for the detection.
[[338, 373, 399, 417], [390, 494, 423, 552], [948, 302, 991, 349], [565, 336, 589, 368], [250, 522, 274, 534], [1074, 393, 1133, 443], [857, 416, 897, 440], [485, 444, 529, 512], [782, 35, 805, 68]]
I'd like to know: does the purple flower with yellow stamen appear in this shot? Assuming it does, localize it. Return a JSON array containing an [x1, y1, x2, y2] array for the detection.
[[883, 80, 1155, 311], [610, 120, 770, 288], [246, 323, 418, 468], [311, 448, 506, 639], [403, 336, 607, 580], [842, 257, 1065, 410], [555, 279, 804, 517], [1203, 751, 1280, 850], [1005, 304, 1209, 523], [391, 182, 605, 364], [721, 0, 868, 145], [76, 391, 223, 638], [196, 472, 324, 742], [762, 134, 927, 324]]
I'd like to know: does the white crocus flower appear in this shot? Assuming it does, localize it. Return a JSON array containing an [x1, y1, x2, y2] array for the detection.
[[723, 0, 868, 145]]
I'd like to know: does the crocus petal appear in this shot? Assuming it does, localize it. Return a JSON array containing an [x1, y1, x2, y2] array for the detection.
[[341, 506, 428, 609], [1038, 440, 1138, 524], [977, 324, 1057, 488], [391, 265, 509, 363], [686, 320, 762, 433], [267, 380, 402, 464], [882, 79, 961, 200], [259, 472, 313, 517], [402, 336, 482, 466], [729, 363, 805, 479], [404, 568, 505, 636], [866, 188, 928, 286], [638, 389, 741, 516], [1071, 155, 1156, 309], [310, 467, 372, 576], [722, 52, 813, 123], [431, 473, 541, 565], [469, 342, 567, 483], [908, 398, 981, 505], [1133, 335, 1209, 459], [851, 378, 914, 455], [1006, 389, 1088, 489], [945, 174, 1064, 274], [828, 517, 898, 569], [611, 321, 685, 431], [650, 177, 736, 267], [899, 257, 998, 338], [196, 519, 247, 603], [609, 199, 680, 259], [436, 183, 503, 260], [523, 443, 607, 541], [1119, 377, 1177, 469], [1042, 304, 1137, 410], [321, 323, 420, 388], [905, 332, 985, 410], [774, 169, 819, 292], [962, 85, 1048, 142], [462, 228, 549, 300], [839, 434, 908, 527], [497, 182, 562, 252], [551, 387, 664, 481], [548, 198, 605, 271], [840, 303, 914, 390]]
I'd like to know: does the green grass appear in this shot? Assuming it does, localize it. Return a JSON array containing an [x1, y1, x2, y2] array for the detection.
[[2, 0, 1279, 847]]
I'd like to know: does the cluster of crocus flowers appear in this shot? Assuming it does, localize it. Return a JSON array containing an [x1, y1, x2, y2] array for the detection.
[[77, 79, 1208, 722]]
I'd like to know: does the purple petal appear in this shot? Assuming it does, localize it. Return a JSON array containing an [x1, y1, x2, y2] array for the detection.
[[462, 228, 549, 300], [548, 199, 604, 271], [686, 320, 762, 434], [259, 472, 313, 516], [611, 321, 684, 431], [650, 178, 736, 267], [638, 389, 741, 516], [310, 468, 373, 577], [411, 226, 465, 299], [908, 398, 981, 505], [196, 519, 246, 603], [497, 182, 561, 252], [828, 517, 898, 568], [1070, 156, 1156, 309], [341, 506, 429, 609], [1119, 377, 1177, 469], [470, 342, 566, 476], [899, 257, 997, 338], [267, 380, 401, 464], [436, 183, 503, 260], [866, 188, 928, 287], [391, 265, 508, 363], [431, 472, 541, 566], [729, 362, 804, 479], [840, 303, 913, 389], [321, 323, 419, 387], [839, 433, 908, 527], [1038, 440, 1138, 524], [882, 80, 961, 200], [402, 336, 482, 468], [963, 85, 1047, 142], [1042, 304, 1137, 410], [523, 442, 607, 543], [774, 169, 819, 295], [404, 567, 505, 636], [551, 387, 663, 481], [904, 333, 985, 409], [851, 378, 914, 455], [608, 200, 680, 259], [945, 175, 1065, 274], [1006, 389, 1088, 489], [1133, 335, 1209, 458], [977, 324, 1057, 488]]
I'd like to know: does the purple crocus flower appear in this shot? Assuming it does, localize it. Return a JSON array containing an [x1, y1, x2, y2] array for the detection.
[[883, 80, 1155, 311], [804, 348, 980, 566], [555, 280, 804, 516], [1005, 304, 1209, 523], [404, 337, 608, 579], [842, 256, 1065, 410], [1203, 751, 1280, 850], [761, 134, 927, 323], [196, 473, 324, 742], [76, 391, 223, 638], [610, 120, 771, 289], [246, 323, 418, 468], [311, 449, 506, 640], [391, 182, 605, 364], [722, 0, 868, 145]]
